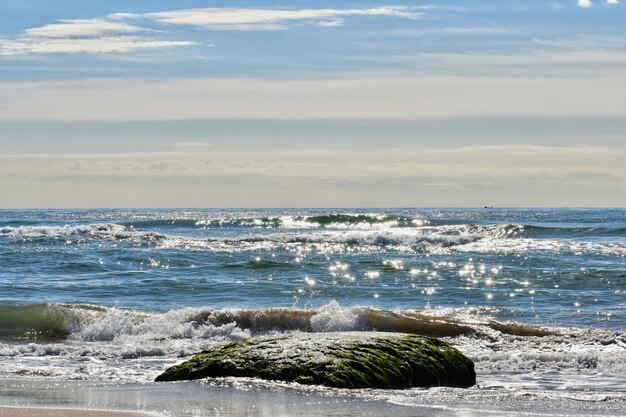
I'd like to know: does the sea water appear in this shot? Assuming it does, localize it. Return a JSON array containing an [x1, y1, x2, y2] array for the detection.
[[0, 209, 624, 416]]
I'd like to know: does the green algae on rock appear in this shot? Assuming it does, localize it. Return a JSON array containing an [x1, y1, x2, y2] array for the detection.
[[155, 332, 475, 389]]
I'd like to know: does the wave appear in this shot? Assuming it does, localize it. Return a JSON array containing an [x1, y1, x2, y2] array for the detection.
[[0, 303, 107, 339], [517, 224, 626, 238], [303, 214, 420, 227], [1, 223, 122, 237], [194, 213, 423, 229], [86, 214, 424, 230], [0, 221, 488, 247], [0, 301, 577, 343], [1, 302, 624, 384], [0, 214, 426, 234], [2, 222, 624, 256], [207, 228, 484, 248], [2, 210, 625, 240], [0, 223, 165, 241], [176, 226, 625, 256]]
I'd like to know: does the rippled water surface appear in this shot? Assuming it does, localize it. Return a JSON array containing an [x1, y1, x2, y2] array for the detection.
[[1, 209, 624, 325], [0, 209, 624, 416]]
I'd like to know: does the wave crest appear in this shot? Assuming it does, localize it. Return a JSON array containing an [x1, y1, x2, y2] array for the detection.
[[1, 302, 624, 384], [0, 302, 568, 343]]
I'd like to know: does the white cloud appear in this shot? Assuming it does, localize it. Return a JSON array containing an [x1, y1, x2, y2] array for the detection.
[[404, 49, 626, 68], [2, 145, 623, 180], [1, 145, 624, 208], [2, 76, 626, 121], [353, 38, 626, 76], [0, 17, 195, 56], [0, 37, 194, 56], [24, 19, 143, 38], [0, 6, 419, 55], [574, 0, 619, 7], [172, 142, 215, 149], [316, 20, 345, 28], [141, 7, 420, 30]]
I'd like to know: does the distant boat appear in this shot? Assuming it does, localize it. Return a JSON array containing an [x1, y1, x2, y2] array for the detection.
[[483, 206, 493, 209]]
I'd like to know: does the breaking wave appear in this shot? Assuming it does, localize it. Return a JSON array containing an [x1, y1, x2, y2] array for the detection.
[[0, 223, 164, 241], [3, 222, 624, 256], [1, 301, 624, 385], [0, 301, 609, 343]]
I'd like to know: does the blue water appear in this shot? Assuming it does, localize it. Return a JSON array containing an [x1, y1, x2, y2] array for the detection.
[[1, 208, 624, 329], [0, 208, 625, 417]]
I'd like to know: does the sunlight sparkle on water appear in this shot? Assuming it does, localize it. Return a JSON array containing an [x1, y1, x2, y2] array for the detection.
[[328, 262, 349, 271]]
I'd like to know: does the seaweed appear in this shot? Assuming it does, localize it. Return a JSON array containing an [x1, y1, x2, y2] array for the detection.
[[155, 332, 475, 389]]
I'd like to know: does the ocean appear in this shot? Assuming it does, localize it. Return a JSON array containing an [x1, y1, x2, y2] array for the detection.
[[0, 208, 624, 416]]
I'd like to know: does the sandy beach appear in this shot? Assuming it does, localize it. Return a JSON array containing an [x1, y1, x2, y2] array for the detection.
[[0, 408, 156, 417]]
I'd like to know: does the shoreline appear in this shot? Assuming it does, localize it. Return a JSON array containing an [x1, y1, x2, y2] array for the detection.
[[1, 376, 624, 417], [0, 378, 446, 417], [0, 408, 158, 417]]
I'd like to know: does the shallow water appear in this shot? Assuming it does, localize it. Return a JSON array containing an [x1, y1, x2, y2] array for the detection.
[[0, 209, 624, 415]]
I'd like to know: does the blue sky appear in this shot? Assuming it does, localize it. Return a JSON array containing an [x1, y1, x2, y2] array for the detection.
[[0, 1, 625, 207], [2, 1, 626, 80]]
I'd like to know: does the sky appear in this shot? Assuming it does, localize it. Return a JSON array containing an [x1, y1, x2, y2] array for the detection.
[[0, 0, 625, 208]]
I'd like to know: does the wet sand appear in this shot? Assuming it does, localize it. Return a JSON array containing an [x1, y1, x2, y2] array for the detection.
[[0, 408, 156, 417], [0, 378, 430, 417]]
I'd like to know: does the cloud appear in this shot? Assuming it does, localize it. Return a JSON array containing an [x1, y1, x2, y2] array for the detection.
[[1, 6, 419, 56], [0, 37, 194, 56], [172, 142, 215, 149], [2, 76, 626, 121], [354, 36, 626, 76], [1, 145, 623, 181], [578, 0, 620, 6], [401, 50, 626, 70], [1, 145, 624, 208], [0, 16, 195, 56], [139, 7, 420, 30], [24, 19, 143, 38]]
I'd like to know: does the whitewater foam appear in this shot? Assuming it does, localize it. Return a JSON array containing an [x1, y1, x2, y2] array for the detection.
[[0, 302, 624, 386], [3, 220, 624, 257], [1, 208, 624, 416], [0, 223, 126, 238]]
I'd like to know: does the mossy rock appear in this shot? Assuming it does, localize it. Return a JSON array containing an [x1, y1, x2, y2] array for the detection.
[[155, 332, 475, 389]]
